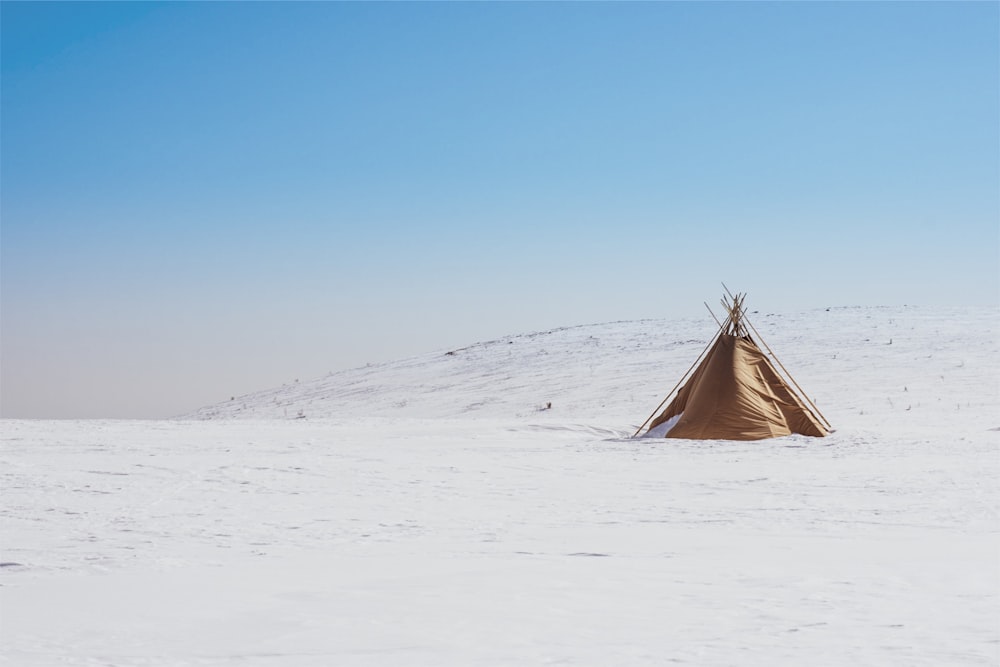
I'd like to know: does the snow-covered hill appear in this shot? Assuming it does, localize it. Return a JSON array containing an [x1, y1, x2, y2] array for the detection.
[[187, 305, 999, 436], [2, 305, 998, 666]]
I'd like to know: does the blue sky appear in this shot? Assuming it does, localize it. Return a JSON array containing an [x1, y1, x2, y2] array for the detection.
[[2, 1, 997, 418]]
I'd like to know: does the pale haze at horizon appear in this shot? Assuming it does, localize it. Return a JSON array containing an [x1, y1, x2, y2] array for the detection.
[[2, 2, 997, 419]]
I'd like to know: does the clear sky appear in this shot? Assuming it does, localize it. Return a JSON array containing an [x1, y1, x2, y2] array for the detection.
[[2, 1, 998, 419]]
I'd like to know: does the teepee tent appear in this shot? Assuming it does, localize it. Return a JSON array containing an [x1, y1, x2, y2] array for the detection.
[[635, 292, 830, 441]]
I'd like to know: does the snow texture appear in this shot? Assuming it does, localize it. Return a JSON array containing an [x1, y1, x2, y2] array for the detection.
[[2, 306, 998, 666]]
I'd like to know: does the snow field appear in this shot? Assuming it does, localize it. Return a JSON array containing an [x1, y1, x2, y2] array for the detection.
[[2, 306, 998, 665]]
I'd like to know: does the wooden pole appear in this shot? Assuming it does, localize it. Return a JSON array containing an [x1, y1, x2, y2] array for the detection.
[[720, 297, 733, 333], [704, 302, 722, 328], [721, 292, 745, 336]]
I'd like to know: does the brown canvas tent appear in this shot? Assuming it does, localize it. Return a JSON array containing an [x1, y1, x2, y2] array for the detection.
[[635, 292, 830, 440]]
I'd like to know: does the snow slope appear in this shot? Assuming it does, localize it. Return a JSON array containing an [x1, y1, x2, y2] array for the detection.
[[186, 306, 998, 435], [2, 306, 998, 666]]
